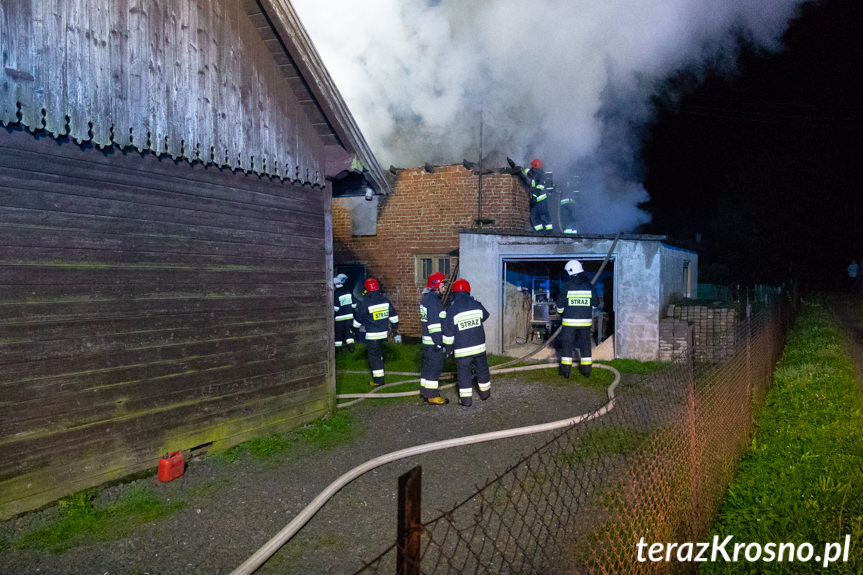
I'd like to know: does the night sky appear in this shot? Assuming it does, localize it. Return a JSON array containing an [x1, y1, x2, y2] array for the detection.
[[639, 0, 863, 288]]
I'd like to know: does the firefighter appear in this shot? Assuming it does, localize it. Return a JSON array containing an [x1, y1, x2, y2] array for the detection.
[[353, 278, 400, 387], [419, 272, 449, 405], [442, 279, 491, 406], [559, 188, 578, 234], [555, 260, 599, 378], [333, 273, 356, 353], [523, 158, 553, 233]]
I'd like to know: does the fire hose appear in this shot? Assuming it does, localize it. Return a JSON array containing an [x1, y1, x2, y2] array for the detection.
[[230, 235, 623, 573], [230, 362, 620, 575]]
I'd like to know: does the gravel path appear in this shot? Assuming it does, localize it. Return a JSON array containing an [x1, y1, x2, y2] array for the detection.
[[0, 366, 611, 575]]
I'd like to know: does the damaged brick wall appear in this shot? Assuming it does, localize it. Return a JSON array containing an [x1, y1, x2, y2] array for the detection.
[[333, 165, 530, 336]]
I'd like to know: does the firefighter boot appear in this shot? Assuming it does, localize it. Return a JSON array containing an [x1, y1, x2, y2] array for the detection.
[[478, 389, 491, 402], [578, 364, 592, 378], [559, 364, 571, 379], [346, 341, 355, 353]]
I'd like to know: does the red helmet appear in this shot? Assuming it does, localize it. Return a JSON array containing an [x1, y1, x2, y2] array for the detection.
[[531, 158, 543, 170], [427, 272, 446, 290], [364, 278, 379, 292], [451, 279, 471, 293]]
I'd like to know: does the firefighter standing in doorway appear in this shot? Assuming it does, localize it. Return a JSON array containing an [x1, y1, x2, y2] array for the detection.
[[555, 260, 599, 378], [442, 279, 491, 406], [353, 278, 400, 387], [419, 272, 449, 405], [524, 158, 553, 233], [333, 273, 356, 353]]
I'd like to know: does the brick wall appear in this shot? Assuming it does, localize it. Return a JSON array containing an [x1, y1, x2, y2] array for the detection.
[[333, 165, 530, 336]]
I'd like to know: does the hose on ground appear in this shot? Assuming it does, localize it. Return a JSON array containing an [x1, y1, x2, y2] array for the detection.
[[230, 362, 620, 575]]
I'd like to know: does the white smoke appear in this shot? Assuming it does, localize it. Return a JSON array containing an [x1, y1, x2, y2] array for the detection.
[[292, 0, 802, 233]]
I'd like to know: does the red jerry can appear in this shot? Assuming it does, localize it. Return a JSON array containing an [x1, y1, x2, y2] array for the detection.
[[157, 450, 185, 482]]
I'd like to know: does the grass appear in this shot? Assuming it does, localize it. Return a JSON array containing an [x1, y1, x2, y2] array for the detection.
[[558, 425, 650, 465], [8, 485, 184, 553], [700, 301, 863, 574]]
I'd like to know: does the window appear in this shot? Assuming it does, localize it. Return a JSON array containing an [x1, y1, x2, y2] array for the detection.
[[417, 255, 451, 284]]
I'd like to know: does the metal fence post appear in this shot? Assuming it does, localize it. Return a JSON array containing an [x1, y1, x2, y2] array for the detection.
[[397, 466, 422, 575]]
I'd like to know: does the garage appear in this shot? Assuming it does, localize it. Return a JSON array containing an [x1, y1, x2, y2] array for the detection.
[[458, 231, 698, 361]]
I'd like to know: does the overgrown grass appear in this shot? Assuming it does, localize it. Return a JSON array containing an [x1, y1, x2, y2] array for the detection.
[[701, 301, 863, 574], [9, 485, 184, 553]]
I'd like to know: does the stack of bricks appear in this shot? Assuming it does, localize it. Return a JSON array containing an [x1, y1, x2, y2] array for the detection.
[[663, 302, 739, 363], [333, 164, 531, 336], [658, 316, 692, 361]]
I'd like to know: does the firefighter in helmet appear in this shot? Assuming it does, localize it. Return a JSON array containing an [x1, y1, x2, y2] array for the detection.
[[523, 158, 553, 233], [442, 279, 491, 406], [333, 273, 356, 353], [419, 272, 449, 405], [555, 260, 599, 378], [353, 278, 400, 387]]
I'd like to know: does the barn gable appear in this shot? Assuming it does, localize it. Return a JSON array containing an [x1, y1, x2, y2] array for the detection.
[[0, 0, 383, 518]]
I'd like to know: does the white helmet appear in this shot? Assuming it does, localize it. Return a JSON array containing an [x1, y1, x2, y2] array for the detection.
[[564, 260, 583, 276], [334, 273, 348, 287]]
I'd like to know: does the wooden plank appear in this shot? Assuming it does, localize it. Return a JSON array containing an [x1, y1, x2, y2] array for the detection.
[[0, 387, 331, 518], [0, 379, 331, 478], [127, 0, 149, 150], [65, 0, 90, 143], [164, 0, 181, 159], [0, 151, 323, 219], [147, 0, 165, 153], [0, 185, 324, 238], [195, 0, 213, 162], [89, 0, 112, 146], [0, 384, 330, 489], [1, 347, 330, 435], [109, 0, 132, 148], [0, 225, 326, 263], [0, 206, 326, 247]]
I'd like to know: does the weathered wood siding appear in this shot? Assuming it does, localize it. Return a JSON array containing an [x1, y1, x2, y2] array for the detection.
[[0, 0, 323, 184], [0, 126, 331, 519]]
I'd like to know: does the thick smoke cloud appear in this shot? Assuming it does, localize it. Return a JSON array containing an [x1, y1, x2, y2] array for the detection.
[[292, 0, 802, 233]]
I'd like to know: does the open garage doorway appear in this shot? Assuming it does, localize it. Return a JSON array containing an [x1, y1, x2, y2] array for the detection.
[[501, 257, 615, 359]]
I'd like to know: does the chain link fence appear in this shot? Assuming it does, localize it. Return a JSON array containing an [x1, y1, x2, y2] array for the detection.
[[354, 287, 795, 574]]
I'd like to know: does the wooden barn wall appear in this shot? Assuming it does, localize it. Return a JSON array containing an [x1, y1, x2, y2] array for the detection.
[[0, 127, 331, 519], [0, 0, 323, 184]]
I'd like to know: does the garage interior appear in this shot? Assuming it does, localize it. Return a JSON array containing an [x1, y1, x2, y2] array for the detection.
[[501, 257, 615, 358]]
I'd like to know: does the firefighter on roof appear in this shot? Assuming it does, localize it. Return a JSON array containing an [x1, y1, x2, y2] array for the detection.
[[419, 272, 449, 405], [442, 279, 491, 407], [333, 273, 356, 353], [353, 278, 400, 387], [555, 260, 599, 378], [524, 158, 553, 233]]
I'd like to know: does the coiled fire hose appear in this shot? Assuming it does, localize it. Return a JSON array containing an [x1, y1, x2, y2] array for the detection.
[[230, 362, 620, 575]]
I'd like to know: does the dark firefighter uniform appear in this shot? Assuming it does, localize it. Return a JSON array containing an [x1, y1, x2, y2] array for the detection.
[[333, 276, 356, 352], [555, 261, 599, 378], [442, 280, 490, 406], [559, 188, 578, 234], [420, 284, 447, 402], [524, 161, 553, 233], [353, 280, 399, 386]]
